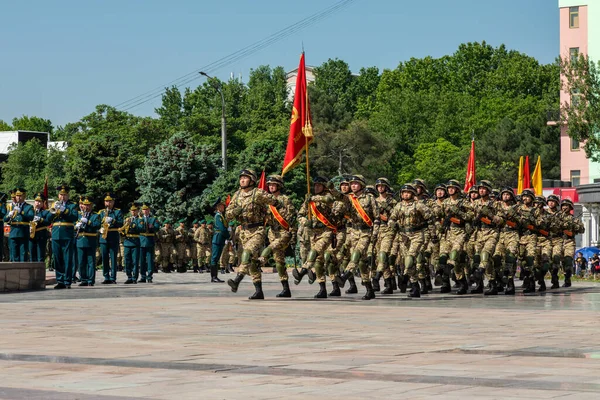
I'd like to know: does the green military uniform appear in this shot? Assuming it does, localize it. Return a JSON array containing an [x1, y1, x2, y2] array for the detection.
[[157, 221, 175, 272], [189, 221, 199, 272], [194, 221, 211, 272], [210, 199, 229, 283], [0, 192, 7, 261], [373, 178, 398, 294], [51, 185, 79, 289], [226, 169, 278, 300], [122, 203, 142, 284], [491, 187, 521, 295], [98, 193, 124, 284], [515, 190, 543, 293], [29, 193, 51, 262], [75, 196, 101, 286], [174, 220, 189, 272], [138, 204, 161, 283], [5, 188, 35, 262], [560, 199, 585, 287]]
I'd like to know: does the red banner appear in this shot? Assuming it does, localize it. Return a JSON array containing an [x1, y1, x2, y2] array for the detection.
[[258, 170, 266, 191], [282, 52, 313, 176], [523, 155, 531, 190], [464, 140, 476, 193]]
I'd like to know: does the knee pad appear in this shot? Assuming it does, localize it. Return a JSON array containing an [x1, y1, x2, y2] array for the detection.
[[241, 250, 252, 264]]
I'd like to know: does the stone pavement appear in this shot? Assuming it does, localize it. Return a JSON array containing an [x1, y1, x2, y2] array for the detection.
[[1, 271, 600, 399]]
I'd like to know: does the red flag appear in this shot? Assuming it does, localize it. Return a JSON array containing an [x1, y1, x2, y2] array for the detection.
[[523, 156, 531, 189], [257, 170, 267, 191], [282, 52, 313, 176], [225, 194, 231, 207], [43, 175, 49, 209], [463, 140, 476, 192]]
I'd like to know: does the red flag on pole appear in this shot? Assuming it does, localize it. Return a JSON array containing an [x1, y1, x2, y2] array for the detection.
[[523, 155, 531, 189], [463, 140, 476, 193], [282, 52, 313, 176], [257, 170, 267, 191], [225, 194, 231, 207]]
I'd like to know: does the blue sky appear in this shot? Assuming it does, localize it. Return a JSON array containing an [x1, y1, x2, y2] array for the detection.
[[0, 0, 559, 128]]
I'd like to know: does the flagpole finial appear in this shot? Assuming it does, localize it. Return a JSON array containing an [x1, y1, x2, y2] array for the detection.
[[302, 42, 305, 54], [471, 130, 475, 142]]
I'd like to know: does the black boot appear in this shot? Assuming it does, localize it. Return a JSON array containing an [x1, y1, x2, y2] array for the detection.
[[523, 274, 536, 293], [408, 281, 420, 298], [345, 275, 358, 294], [249, 281, 264, 300], [293, 267, 308, 285], [382, 278, 394, 294], [210, 265, 224, 283], [220, 268, 226, 274], [484, 280, 498, 296], [362, 281, 375, 300], [470, 278, 484, 294], [277, 280, 292, 298], [440, 274, 452, 293], [425, 278, 433, 292], [538, 277, 546, 292], [420, 279, 429, 295], [399, 275, 409, 293], [391, 275, 398, 290], [372, 271, 382, 292], [227, 263, 235, 273], [227, 274, 244, 293], [193, 265, 199, 273], [562, 271, 572, 288], [335, 271, 352, 289], [505, 277, 515, 295], [329, 281, 341, 297], [456, 277, 468, 295], [550, 269, 559, 289], [307, 268, 316, 285], [314, 282, 327, 298]]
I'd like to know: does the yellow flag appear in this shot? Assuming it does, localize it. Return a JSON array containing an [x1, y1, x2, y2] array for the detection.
[[531, 156, 543, 195], [517, 156, 524, 194]]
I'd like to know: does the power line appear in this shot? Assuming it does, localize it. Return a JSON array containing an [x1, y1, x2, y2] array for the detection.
[[117, 0, 358, 112]]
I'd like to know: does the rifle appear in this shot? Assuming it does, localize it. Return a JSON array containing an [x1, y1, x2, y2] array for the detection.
[[440, 198, 466, 235]]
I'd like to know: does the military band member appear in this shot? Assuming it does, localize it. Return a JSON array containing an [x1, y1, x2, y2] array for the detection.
[[138, 203, 161, 283], [122, 203, 142, 284], [174, 219, 188, 273], [98, 192, 124, 284], [4, 187, 34, 262], [29, 192, 51, 262], [0, 192, 7, 261], [75, 196, 101, 286], [51, 185, 79, 289], [210, 198, 229, 283], [226, 169, 279, 300]]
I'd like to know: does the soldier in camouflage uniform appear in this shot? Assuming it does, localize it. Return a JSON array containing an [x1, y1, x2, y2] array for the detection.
[[492, 187, 520, 295], [439, 180, 473, 295], [325, 176, 352, 297], [387, 184, 436, 298], [429, 183, 447, 291], [560, 199, 585, 287], [533, 196, 552, 285], [336, 175, 380, 300], [372, 178, 397, 294], [413, 179, 434, 292], [259, 175, 296, 298], [189, 220, 199, 272], [194, 221, 211, 273], [471, 180, 504, 295], [296, 176, 337, 298], [157, 221, 175, 273], [226, 169, 279, 300], [515, 189, 544, 293], [465, 185, 480, 283], [545, 195, 565, 289], [174, 219, 189, 272]]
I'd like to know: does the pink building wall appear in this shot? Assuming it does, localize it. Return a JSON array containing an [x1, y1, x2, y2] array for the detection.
[[559, 5, 589, 184]]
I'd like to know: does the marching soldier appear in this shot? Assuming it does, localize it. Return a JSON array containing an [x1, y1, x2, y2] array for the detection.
[[429, 183, 447, 291], [327, 176, 352, 296], [516, 189, 543, 293], [259, 175, 296, 297], [414, 178, 434, 291], [75, 196, 101, 286], [193, 220, 210, 273], [210, 198, 228, 283], [29, 192, 51, 262], [174, 219, 188, 273], [533, 196, 553, 286], [98, 193, 124, 284], [138, 203, 161, 283], [465, 185, 480, 284], [546, 195, 564, 289], [560, 199, 585, 287], [190, 220, 199, 272], [51, 184, 79, 289], [492, 187, 520, 295], [336, 175, 379, 300], [122, 203, 142, 284], [157, 220, 175, 273], [4, 187, 34, 262], [388, 184, 437, 298], [372, 178, 397, 294], [225, 169, 279, 300]]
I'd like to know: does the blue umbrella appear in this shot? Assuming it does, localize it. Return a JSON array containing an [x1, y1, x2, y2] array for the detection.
[[575, 246, 600, 260]]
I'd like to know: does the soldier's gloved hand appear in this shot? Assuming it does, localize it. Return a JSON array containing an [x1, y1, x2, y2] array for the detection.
[[75, 222, 83, 230], [492, 216, 502, 225], [81, 217, 88, 224], [230, 206, 243, 217], [13, 207, 21, 214], [59, 205, 66, 213], [105, 216, 114, 224], [33, 216, 41, 222]]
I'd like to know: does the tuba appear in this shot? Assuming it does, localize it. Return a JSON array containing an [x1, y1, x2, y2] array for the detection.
[[100, 208, 110, 239]]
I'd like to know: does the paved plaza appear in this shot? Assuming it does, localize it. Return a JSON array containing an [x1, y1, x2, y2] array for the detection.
[[1, 272, 600, 399]]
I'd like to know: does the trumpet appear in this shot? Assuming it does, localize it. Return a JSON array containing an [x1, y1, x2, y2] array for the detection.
[[48, 201, 66, 220], [100, 208, 110, 239], [75, 211, 90, 239], [118, 215, 135, 236]]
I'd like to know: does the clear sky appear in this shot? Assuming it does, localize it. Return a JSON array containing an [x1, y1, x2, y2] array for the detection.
[[0, 0, 559, 128]]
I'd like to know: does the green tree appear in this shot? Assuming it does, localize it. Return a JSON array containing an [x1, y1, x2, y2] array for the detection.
[[12, 115, 54, 134], [1, 139, 48, 194], [0, 120, 12, 131]]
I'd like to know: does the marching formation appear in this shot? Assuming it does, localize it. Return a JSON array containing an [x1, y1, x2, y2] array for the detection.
[[225, 169, 585, 300]]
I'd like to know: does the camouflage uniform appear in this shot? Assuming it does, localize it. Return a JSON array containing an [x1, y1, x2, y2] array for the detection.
[[373, 178, 397, 294], [514, 190, 543, 292], [174, 223, 188, 272], [492, 188, 521, 294], [559, 199, 585, 287], [156, 224, 175, 272], [226, 169, 278, 300], [194, 223, 211, 271], [189, 223, 199, 271]]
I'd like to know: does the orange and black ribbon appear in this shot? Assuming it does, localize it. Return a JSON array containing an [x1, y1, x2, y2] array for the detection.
[[350, 194, 373, 227], [309, 201, 337, 233], [269, 205, 290, 231]]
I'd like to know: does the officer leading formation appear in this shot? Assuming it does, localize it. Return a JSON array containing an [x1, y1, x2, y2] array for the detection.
[[0, 173, 584, 298]]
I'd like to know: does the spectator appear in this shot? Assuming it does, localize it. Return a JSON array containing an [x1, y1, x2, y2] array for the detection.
[[575, 252, 587, 277]]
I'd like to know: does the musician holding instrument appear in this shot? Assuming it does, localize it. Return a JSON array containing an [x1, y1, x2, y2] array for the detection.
[[51, 184, 79, 289], [29, 192, 51, 262], [75, 195, 101, 286], [4, 187, 34, 262], [0, 192, 7, 262], [122, 202, 141, 284], [98, 192, 124, 284], [137, 203, 160, 283]]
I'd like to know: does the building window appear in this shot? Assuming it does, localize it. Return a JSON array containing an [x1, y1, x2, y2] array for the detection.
[[570, 6, 579, 28], [571, 137, 580, 151], [570, 47, 579, 63], [572, 88, 582, 106], [571, 170, 581, 187]]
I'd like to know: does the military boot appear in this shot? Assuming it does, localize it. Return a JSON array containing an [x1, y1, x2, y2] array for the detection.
[[227, 274, 244, 293], [399, 275, 409, 293], [227, 263, 235, 273], [425, 277, 433, 292], [391, 275, 398, 290], [329, 281, 341, 297], [420, 279, 429, 295], [345, 275, 358, 294], [550, 268, 560, 289], [372, 271, 382, 292], [210, 265, 223, 283], [220, 267, 226, 274], [484, 280, 498, 296], [562, 271, 572, 288], [523, 275, 536, 293], [440, 273, 452, 293], [335, 270, 352, 288], [470, 278, 484, 294], [276, 280, 291, 298], [249, 281, 264, 300], [293, 267, 308, 285], [362, 281, 375, 300], [314, 282, 327, 299], [382, 278, 394, 294], [538, 277, 546, 292], [456, 277, 468, 295], [504, 277, 515, 295], [193, 265, 199, 273], [307, 268, 316, 285], [408, 281, 421, 298]]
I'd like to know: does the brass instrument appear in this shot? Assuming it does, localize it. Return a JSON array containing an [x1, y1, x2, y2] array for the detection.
[[118, 215, 135, 236], [7, 202, 19, 224], [29, 208, 40, 239], [48, 201, 66, 221], [100, 208, 110, 239], [75, 211, 90, 239]]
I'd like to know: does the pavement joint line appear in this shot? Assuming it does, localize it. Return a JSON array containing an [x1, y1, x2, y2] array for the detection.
[[0, 386, 146, 400], [2, 352, 600, 393], [438, 347, 600, 359]]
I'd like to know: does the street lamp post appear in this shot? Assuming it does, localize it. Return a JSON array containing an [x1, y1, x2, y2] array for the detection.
[[199, 71, 227, 171]]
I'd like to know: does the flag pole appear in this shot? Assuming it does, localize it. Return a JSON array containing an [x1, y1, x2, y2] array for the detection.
[[305, 82, 311, 219]]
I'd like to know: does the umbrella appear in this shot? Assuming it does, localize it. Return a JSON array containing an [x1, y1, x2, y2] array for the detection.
[[575, 246, 600, 260]]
